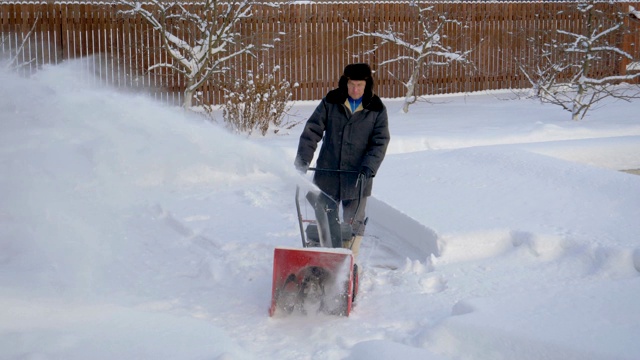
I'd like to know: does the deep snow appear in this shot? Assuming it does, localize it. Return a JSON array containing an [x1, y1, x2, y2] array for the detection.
[[1, 63, 640, 360]]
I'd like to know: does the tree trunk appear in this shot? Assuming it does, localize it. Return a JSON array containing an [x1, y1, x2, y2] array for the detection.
[[183, 89, 194, 109], [183, 79, 196, 110], [572, 83, 586, 121], [402, 60, 423, 113], [402, 76, 417, 114]]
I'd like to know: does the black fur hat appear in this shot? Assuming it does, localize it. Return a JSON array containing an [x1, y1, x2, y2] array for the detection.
[[343, 63, 372, 81]]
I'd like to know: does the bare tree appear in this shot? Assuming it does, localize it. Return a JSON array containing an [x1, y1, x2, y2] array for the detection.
[[2, 17, 39, 70], [519, 1, 640, 120], [118, 0, 256, 110], [349, 3, 471, 113]]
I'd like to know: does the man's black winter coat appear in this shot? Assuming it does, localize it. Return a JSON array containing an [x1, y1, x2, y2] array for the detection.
[[295, 88, 390, 200]]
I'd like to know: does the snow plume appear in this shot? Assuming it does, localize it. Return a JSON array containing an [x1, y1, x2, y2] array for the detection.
[[0, 64, 298, 299]]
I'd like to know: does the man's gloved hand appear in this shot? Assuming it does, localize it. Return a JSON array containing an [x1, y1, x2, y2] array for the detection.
[[294, 157, 309, 174], [359, 166, 373, 179], [356, 166, 373, 187]]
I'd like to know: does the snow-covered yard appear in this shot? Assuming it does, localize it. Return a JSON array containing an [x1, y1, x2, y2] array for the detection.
[[1, 63, 639, 360]]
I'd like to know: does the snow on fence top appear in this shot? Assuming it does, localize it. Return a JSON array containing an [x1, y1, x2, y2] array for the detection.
[[284, 0, 640, 3]]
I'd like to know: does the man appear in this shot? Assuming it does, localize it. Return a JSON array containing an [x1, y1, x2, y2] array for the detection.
[[294, 63, 390, 258]]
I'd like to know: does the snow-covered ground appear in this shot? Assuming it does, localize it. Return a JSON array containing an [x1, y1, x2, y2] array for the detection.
[[1, 63, 639, 360]]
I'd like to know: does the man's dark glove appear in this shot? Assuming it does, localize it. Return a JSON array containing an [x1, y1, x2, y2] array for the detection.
[[294, 157, 309, 174], [356, 166, 373, 187], [359, 166, 373, 179]]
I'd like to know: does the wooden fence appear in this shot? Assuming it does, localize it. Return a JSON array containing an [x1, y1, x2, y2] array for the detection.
[[1, 1, 639, 104]]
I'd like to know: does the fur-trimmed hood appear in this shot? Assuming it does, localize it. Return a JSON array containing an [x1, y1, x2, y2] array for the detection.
[[324, 88, 384, 112]]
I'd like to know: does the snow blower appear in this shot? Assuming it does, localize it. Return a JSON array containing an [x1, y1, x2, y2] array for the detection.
[[269, 169, 364, 317]]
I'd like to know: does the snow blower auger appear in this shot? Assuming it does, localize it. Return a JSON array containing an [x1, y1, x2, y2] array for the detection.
[[269, 169, 365, 317]]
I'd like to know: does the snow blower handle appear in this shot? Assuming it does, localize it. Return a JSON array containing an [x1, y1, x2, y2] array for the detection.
[[308, 167, 366, 188], [308, 167, 358, 174], [307, 167, 367, 239]]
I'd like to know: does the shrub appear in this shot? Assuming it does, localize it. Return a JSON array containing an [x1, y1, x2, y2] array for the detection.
[[222, 65, 298, 136]]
